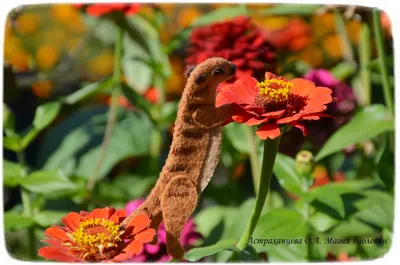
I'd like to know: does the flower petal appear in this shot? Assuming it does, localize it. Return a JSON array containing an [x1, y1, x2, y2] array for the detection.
[[261, 109, 286, 118], [246, 117, 269, 126], [112, 241, 143, 261], [135, 228, 156, 243], [255, 123, 281, 140], [38, 246, 77, 262], [277, 113, 303, 124], [61, 212, 81, 231], [291, 78, 316, 97], [109, 209, 127, 223], [216, 76, 258, 107], [291, 122, 308, 136], [45, 226, 70, 242], [125, 240, 143, 255], [128, 213, 151, 234], [90, 207, 110, 219], [301, 113, 334, 121]]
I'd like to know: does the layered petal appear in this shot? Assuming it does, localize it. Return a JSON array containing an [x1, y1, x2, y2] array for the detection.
[[218, 71, 333, 140], [256, 123, 281, 140]]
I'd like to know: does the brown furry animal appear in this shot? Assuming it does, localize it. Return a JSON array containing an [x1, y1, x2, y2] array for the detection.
[[121, 57, 237, 260]]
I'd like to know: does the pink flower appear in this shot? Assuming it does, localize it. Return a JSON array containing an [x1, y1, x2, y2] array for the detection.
[[126, 199, 201, 262]]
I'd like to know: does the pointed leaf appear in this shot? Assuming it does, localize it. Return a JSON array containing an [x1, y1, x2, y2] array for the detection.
[[184, 239, 238, 262], [316, 105, 394, 161]]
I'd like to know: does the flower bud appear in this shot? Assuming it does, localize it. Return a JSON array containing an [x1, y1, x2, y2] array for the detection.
[[295, 150, 315, 178]]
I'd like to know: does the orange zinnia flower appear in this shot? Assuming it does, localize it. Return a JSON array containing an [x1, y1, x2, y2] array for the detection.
[[217, 72, 333, 140], [38, 207, 155, 262]]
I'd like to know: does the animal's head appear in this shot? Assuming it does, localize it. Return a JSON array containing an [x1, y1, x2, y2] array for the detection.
[[185, 57, 236, 90]]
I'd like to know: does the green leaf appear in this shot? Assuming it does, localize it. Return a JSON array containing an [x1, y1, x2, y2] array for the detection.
[[273, 153, 306, 196], [260, 4, 320, 16], [21, 170, 77, 197], [121, 84, 153, 119], [252, 208, 309, 261], [158, 101, 179, 126], [63, 78, 114, 105], [3, 160, 24, 187], [37, 107, 153, 180], [96, 174, 156, 203], [184, 239, 238, 262], [4, 212, 34, 231], [309, 212, 340, 232], [367, 58, 380, 71], [195, 206, 231, 238], [33, 211, 68, 227], [3, 103, 15, 131], [33, 101, 62, 130], [3, 135, 21, 151], [330, 62, 357, 81], [316, 105, 394, 161], [122, 34, 153, 92], [329, 218, 376, 237], [224, 198, 256, 240], [376, 136, 394, 188], [353, 190, 394, 229], [76, 110, 153, 179], [20, 127, 40, 150], [231, 245, 260, 261], [192, 5, 248, 26], [224, 123, 258, 154], [279, 59, 311, 76], [306, 182, 362, 219]]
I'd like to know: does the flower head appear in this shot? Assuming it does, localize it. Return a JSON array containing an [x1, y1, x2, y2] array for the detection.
[[186, 16, 276, 87], [217, 72, 333, 140], [38, 207, 155, 262], [76, 3, 140, 17], [126, 199, 201, 262]]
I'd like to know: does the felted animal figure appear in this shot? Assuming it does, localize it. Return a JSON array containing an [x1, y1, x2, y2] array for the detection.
[[121, 57, 237, 260]]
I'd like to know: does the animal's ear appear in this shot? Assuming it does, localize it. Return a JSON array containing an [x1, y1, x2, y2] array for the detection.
[[185, 65, 196, 77]]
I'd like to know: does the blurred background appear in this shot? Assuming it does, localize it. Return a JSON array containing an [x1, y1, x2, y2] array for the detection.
[[3, 3, 394, 262]]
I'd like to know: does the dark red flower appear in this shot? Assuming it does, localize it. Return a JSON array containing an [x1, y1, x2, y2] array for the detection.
[[76, 3, 140, 17], [217, 72, 333, 140], [186, 16, 276, 87], [38, 207, 155, 262]]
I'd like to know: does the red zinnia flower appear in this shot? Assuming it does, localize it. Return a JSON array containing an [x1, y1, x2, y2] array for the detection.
[[186, 16, 276, 87], [38, 207, 155, 262], [217, 72, 333, 140], [76, 3, 140, 17]]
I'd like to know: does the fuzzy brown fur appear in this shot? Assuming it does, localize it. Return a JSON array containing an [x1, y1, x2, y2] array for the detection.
[[121, 57, 236, 260]]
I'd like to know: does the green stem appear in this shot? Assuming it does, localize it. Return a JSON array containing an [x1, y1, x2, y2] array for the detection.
[[245, 127, 261, 194], [334, 11, 355, 63], [236, 135, 281, 251], [372, 9, 394, 116], [87, 28, 124, 191], [17, 151, 36, 259], [358, 23, 371, 107]]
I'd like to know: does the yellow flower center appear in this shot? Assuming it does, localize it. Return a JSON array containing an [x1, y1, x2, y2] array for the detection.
[[68, 218, 124, 261], [257, 79, 294, 104]]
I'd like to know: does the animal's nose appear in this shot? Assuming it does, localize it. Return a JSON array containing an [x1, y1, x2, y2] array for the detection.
[[230, 63, 236, 74]]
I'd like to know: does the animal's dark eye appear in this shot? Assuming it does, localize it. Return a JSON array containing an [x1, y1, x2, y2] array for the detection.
[[195, 74, 207, 85], [213, 67, 225, 75]]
